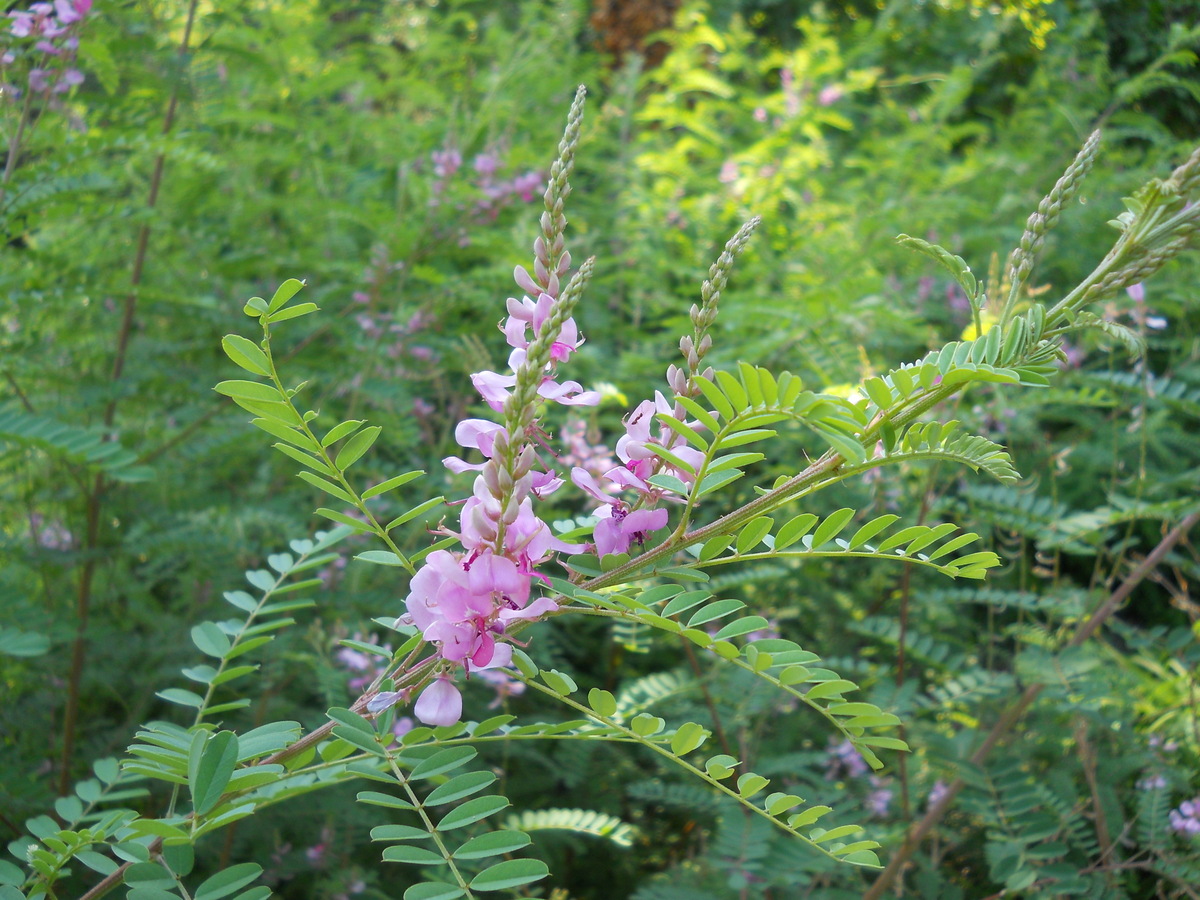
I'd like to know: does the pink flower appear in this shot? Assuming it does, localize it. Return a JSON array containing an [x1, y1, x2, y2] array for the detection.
[[415, 677, 462, 727], [593, 506, 669, 557]]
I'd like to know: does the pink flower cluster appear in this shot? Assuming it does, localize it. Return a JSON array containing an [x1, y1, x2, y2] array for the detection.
[[395, 264, 599, 727], [568, 390, 705, 557], [4, 0, 91, 96], [427, 145, 542, 226]]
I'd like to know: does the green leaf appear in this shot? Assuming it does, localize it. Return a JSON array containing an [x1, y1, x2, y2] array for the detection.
[[436, 796, 510, 831], [221, 335, 271, 376], [273, 442, 338, 477], [805, 680, 857, 700], [265, 302, 319, 323], [267, 278, 306, 313], [737, 773, 769, 797], [674, 395, 721, 432], [249, 417, 320, 452], [587, 688, 617, 717], [386, 496, 446, 531], [848, 515, 901, 550], [371, 824, 433, 842], [354, 550, 407, 566], [191, 731, 239, 815], [362, 470, 425, 499], [715, 370, 748, 409], [670, 722, 708, 755], [357, 791, 416, 810], [403, 883, 465, 900], [243, 296, 268, 317], [704, 754, 739, 779], [469, 858, 549, 892], [191, 623, 232, 658], [540, 669, 577, 696], [687, 599, 745, 626], [214, 380, 279, 403], [296, 471, 358, 505], [811, 508, 856, 548], [157, 688, 204, 708], [695, 375, 736, 420], [194, 863, 263, 900], [453, 830, 532, 860], [321, 420, 364, 447], [774, 513, 818, 549], [425, 771, 496, 806], [736, 516, 774, 553], [335, 425, 382, 469], [655, 413, 709, 450], [631, 714, 665, 736], [381, 845, 447, 865], [314, 508, 373, 532], [410, 747, 478, 780]]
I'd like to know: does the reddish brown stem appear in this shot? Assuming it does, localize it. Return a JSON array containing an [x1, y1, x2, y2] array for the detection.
[[57, 0, 200, 796]]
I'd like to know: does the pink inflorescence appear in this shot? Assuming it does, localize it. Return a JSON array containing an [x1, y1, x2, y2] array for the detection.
[[1169, 796, 1200, 836], [396, 262, 602, 726], [4, 0, 91, 96]]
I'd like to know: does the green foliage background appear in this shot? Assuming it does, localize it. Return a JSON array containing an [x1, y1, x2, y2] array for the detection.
[[2, 0, 1198, 898]]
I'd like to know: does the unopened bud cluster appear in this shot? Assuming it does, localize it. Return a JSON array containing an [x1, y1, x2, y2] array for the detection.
[[1009, 131, 1100, 288]]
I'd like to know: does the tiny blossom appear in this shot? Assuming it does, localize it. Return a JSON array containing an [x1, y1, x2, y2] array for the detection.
[[865, 776, 893, 817], [478, 667, 526, 707], [718, 160, 738, 184], [818, 85, 845, 106], [1137, 774, 1167, 791], [1168, 796, 1200, 835], [825, 738, 870, 779], [927, 780, 949, 809]]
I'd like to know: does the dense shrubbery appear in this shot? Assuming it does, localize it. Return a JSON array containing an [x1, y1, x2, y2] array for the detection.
[[2, 2, 1198, 899]]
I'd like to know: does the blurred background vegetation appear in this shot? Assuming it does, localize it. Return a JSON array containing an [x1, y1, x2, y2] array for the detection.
[[2, 1, 1199, 897]]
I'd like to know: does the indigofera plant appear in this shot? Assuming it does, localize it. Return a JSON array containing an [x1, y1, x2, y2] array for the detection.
[[6, 86, 1200, 900]]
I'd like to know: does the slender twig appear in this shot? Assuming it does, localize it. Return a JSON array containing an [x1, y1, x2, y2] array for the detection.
[[0, 87, 34, 206], [57, 0, 200, 795], [3, 369, 35, 412], [1073, 717, 1114, 866], [862, 509, 1200, 900]]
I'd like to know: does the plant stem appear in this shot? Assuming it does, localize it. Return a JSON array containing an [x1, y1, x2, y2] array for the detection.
[[0, 86, 34, 207], [861, 509, 1200, 900], [57, 0, 200, 795]]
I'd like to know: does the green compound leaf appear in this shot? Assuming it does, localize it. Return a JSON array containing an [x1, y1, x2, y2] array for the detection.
[[469, 858, 549, 892], [214, 380, 280, 403]]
